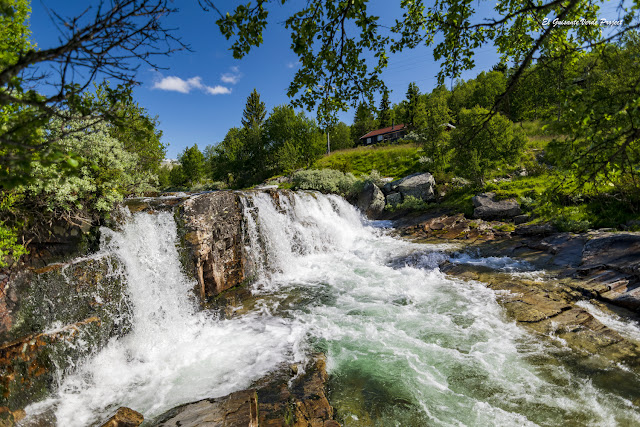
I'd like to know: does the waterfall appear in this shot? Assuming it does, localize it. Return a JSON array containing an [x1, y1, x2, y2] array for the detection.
[[24, 210, 305, 426], [23, 191, 640, 426]]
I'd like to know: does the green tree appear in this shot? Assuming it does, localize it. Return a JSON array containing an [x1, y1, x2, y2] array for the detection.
[[329, 122, 353, 151], [471, 71, 507, 112], [405, 82, 421, 127], [378, 89, 392, 128], [242, 88, 267, 128], [209, 127, 245, 185], [93, 82, 166, 175], [351, 102, 377, 145], [264, 105, 324, 173], [1, 0, 184, 189], [179, 144, 205, 187], [419, 89, 452, 172], [450, 107, 526, 185], [23, 116, 156, 214], [548, 34, 640, 197]]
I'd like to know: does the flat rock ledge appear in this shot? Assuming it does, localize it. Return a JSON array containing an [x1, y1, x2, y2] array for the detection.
[[441, 263, 640, 370], [149, 354, 339, 427]]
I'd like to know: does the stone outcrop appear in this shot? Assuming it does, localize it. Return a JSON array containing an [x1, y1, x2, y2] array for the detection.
[[151, 355, 339, 427], [0, 256, 131, 418], [472, 192, 521, 220], [356, 183, 385, 218], [383, 172, 435, 202], [152, 390, 258, 427], [101, 407, 144, 427], [396, 213, 514, 242], [178, 192, 249, 301]]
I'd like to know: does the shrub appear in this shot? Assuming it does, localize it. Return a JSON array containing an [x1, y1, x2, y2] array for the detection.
[[291, 169, 360, 197], [386, 195, 430, 212], [360, 169, 384, 187], [24, 117, 156, 213]]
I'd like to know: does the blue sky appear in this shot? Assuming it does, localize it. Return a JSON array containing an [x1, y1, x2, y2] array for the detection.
[[27, 1, 623, 159]]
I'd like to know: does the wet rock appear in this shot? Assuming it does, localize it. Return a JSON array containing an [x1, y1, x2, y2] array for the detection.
[[254, 354, 337, 427], [356, 183, 385, 219], [101, 407, 144, 427], [178, 192, 249, 301], [442, 262, 640, 368], [151, 355, 339, 427], [152, 390, 258, 427], [0, 255, 131, 411], [472, 192, 521, 220]]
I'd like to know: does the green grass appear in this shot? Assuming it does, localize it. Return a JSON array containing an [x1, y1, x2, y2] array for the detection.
[[314, 143, 423, 178]]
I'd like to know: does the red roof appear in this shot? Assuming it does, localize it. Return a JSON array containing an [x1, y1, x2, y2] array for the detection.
[[360, 124, 407, 139]]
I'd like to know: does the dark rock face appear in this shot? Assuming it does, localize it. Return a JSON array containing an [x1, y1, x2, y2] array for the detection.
[[178, 192, 249, 301], [356, 183, 385, 219], [472, 192, 522, 220], [0, 256, 131, 414], [383, 173, 435, 202]]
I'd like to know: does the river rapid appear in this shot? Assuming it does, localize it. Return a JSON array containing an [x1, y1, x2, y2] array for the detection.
[[23, 191, 640, 426]]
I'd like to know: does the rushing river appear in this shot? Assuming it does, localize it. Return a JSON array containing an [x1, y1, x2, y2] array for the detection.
[[23, 191, 640, 426]]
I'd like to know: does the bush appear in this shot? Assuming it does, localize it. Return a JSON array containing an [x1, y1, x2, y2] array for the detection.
[[291, 169, 360, 197], [385, 195, 430, 212], [24, 117, 156, 213], [360, 169, 384, 187]]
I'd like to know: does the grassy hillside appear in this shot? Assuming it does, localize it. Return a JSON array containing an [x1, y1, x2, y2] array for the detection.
[[313, 143, 423, 178], [306, 122, 639, 231]]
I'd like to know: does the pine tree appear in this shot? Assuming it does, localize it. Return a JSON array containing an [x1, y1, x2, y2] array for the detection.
[[405, 82, 420, 127], [241, 88, 267, 129], [351, 103, 377, 145], [378, 89, 392, 128]]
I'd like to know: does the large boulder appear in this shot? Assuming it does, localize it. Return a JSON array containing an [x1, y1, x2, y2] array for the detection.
[[472, 192, 521, 220], [357, 182, 385, 218], [178, 192, 249, 301], [383, 173, 435, 201]]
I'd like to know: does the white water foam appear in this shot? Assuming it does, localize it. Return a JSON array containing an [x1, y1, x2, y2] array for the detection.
[[241, 191, 640, 426], [24, 211, 304, 426], [22, 191, 640, 426]]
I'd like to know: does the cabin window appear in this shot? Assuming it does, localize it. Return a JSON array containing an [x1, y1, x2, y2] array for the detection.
[[367, 137, 372, 144], [377, 135, 383, 142]]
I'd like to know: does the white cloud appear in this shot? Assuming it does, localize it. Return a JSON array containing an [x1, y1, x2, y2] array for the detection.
[[287, 61, 300, 69], [153, 76, 195, 93], [206, 85, 232, 95], [153, 75, 231, 95], [220, 66, 242, 85]]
